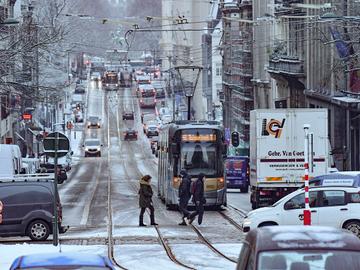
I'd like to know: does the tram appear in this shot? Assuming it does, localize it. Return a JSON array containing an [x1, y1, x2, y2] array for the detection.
[[157, 121, 227, 208]]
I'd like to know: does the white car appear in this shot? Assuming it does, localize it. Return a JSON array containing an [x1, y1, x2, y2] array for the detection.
[[242, 186, 360, 237], [83, 139, 103, 157]]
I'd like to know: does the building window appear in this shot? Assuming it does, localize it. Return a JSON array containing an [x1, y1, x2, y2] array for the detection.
[[216, 64, 222, 76]]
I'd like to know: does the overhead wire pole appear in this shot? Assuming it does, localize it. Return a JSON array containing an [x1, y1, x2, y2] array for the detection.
[[53, 132, 59, 246]]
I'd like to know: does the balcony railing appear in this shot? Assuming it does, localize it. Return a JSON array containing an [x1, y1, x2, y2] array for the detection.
[[267, 55, 305, 78]]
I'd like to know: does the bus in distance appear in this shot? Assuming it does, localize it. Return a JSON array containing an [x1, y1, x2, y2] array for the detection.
[[103, 71, 119, 91]]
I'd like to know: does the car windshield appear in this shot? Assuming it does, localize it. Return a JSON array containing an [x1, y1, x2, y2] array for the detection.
[[179, 142, 217, 175], [258, 250, 360, 270], [85, 140, 100, 146], [89, 117, 99, 122], [22, 267, 111, 270]]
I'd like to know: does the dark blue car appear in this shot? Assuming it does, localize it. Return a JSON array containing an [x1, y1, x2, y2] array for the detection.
[[309, 171, 360, 187], [10, 253, 116, 270]]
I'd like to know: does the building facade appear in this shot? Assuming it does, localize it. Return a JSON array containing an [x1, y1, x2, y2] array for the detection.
[[221, 0, 253, 149]]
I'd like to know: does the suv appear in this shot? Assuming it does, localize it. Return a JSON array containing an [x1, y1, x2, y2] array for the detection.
[[145, 122, 159, 137], [0, 177, 68, 241], [83, 138, 103, 157], [242, 186, 360, 237], [124, 128, 138, 140]]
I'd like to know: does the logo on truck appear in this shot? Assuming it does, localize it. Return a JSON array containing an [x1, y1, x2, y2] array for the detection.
[[262, 119, 286, 138]]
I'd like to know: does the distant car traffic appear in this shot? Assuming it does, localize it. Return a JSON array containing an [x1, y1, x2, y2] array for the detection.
[[74, 85, 86, 94], [161, 114, 172, 124], [124, 128, 138, 140], [83, 138, 103, 157], [90, 71, 102, 81], [145, 122, 159, 138], [87, 116, 101, 128], [139, 96, 156, 108], [10, 253, 116, 270], [150, 136, 158, 155], [242, 185, 360, 237], [122, 109, 135, 120], [236, 226, 360, 270], [152, 81, 166, 98], [137, 84, 156, 97], [75, 111, 84, 123]]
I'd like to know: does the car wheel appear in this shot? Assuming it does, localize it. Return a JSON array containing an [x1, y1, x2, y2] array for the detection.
[[344, 221, 360, 237], [27, 220, 50, 241], [98, 152, 101, 157]]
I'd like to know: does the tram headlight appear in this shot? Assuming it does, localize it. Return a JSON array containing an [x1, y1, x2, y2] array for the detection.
[[172, 177, 181, 188], [217, 177, 225, 189]]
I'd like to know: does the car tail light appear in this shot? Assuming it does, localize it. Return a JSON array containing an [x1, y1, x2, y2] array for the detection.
[[123, 132, 127, 136], [140, 100, 143, 103]]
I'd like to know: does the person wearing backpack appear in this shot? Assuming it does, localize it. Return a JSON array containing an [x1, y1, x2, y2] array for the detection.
[[178, 169, 192, 225], [188, 173, 206, 225]]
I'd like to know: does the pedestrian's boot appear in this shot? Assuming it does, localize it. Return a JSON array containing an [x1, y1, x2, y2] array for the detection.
[[150, 214, 158, 226], [139, 215, 146, 227], [178, 217, 187, 226]]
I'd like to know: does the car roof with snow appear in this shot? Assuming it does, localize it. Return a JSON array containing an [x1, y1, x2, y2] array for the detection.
[[10, 252, 116, 269], [246, 226, 360, 252]]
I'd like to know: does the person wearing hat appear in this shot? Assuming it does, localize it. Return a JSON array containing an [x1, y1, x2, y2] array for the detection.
[[188, 173, 206, 225], [138, 175, 158, 226], [178, 169, 192, 225]]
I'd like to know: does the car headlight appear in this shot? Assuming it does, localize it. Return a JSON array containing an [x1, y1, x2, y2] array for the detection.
[[243, 218, 252, 227]]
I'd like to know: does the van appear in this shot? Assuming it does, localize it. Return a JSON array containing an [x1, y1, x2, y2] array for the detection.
[[0, 144, 23, 176], [22, 158, 41, 174], [0, 176, 68, 240], [225, 156, 249, 193]]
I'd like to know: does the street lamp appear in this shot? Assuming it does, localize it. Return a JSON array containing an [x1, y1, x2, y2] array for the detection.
[[174, 65, 202, 120]]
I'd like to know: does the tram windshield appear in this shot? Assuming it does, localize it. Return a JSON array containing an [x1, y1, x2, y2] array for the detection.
[[179, 142, 218, 176], [104, 73, 118, 84]]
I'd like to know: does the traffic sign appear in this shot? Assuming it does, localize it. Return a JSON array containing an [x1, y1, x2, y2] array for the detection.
[[43, 132, 70, 158]]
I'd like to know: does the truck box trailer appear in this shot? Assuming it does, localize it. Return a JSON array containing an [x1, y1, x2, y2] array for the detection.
[[250, 109, 329, 209]]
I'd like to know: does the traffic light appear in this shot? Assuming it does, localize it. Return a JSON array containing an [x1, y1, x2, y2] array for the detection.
[[231, 131, 240, 147], [76, 104, 80, 111]]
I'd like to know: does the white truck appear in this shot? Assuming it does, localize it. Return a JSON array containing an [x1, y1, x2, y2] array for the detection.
[[250, 109, 329, 209]]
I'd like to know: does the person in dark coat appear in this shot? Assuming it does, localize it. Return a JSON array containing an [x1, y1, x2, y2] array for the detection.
[[138, 175, 158, 226], [188, 173, 206, 225], [178, 169, 192, 225]]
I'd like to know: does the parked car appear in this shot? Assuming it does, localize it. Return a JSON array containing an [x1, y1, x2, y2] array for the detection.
[[39, 163, 67, 184], [122, 109, 135, 120], [87, 116, 101, 128], [47, 152, 72, 172], [242, 186, 360, 237], [141, 112, 157, 124], [22, 158, 41, 174], [152, 81, 166, 98], [137, 84, 155, 97], [124, 128, 138, 141], [236, 226, 360, 270], [161, 114, 173, 124], [83, 138, 103, 157], [0, 177, 68, 241], [10, 253, 116, 270], [75, 111, 84, 123]]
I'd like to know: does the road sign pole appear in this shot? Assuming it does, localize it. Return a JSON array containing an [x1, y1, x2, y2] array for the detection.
[[53, 132, 59, 246], [303, 124, 311, 226]]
